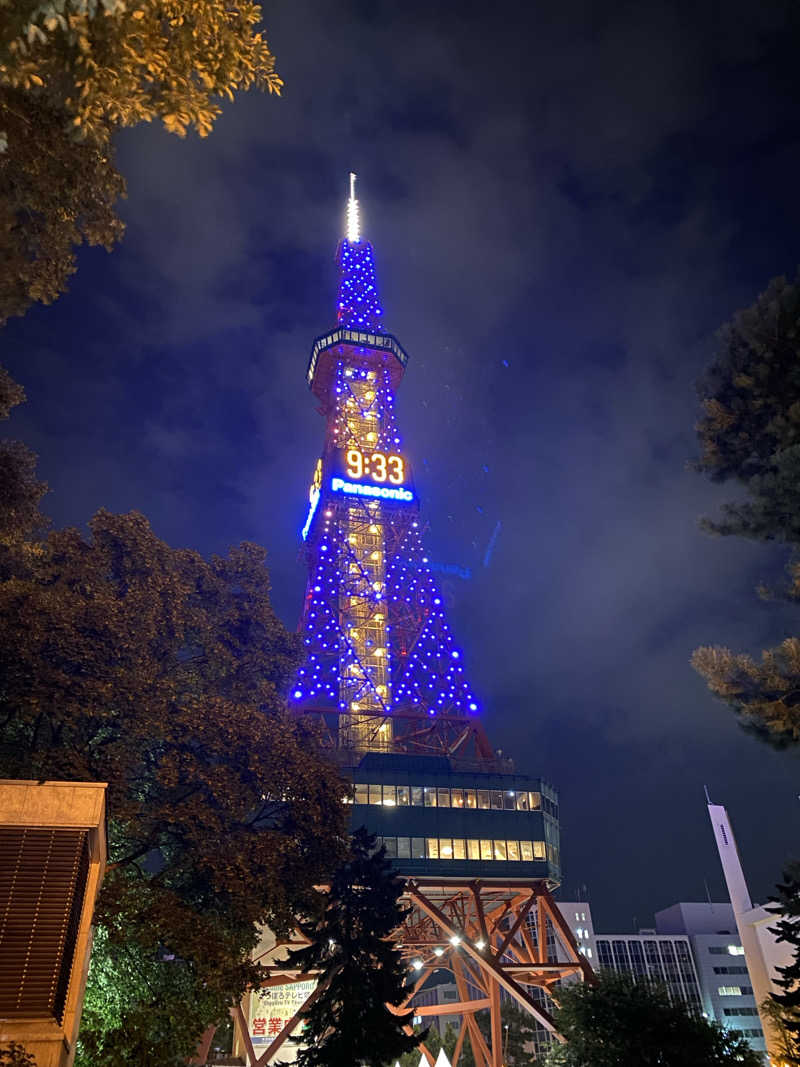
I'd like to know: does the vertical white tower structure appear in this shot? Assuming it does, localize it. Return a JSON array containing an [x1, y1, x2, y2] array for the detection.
[[707, 798, 793, 1062]]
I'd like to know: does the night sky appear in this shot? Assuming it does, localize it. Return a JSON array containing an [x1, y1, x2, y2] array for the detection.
[[5, 0, 800, 930]]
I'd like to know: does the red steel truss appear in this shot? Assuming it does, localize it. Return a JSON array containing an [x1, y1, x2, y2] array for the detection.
[[221, 878, 593, 1067]]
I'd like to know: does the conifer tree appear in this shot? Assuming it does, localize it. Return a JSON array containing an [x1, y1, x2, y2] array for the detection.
[[290, 828, 422, 1067], [767, 862, 800, 1060], [692, 270, 800, 747]]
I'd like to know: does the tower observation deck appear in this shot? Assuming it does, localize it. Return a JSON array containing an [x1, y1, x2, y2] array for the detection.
[[257, 178, 593, 1067]]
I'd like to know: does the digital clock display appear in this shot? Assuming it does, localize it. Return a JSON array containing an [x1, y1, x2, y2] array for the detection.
[[330, 447, 414, 503], [344, 448, 406, 484]]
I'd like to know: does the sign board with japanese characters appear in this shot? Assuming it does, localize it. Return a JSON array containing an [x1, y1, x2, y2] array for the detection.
[[248, 979, 316, 1061]]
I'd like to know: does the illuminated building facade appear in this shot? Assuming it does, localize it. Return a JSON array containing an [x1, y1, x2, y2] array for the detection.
[[234, 178, 591, 1067]]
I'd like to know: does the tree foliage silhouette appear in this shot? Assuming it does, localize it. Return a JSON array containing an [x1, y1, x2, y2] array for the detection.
[[693, 270, 800, 748], [289, 828, 422, 1067]]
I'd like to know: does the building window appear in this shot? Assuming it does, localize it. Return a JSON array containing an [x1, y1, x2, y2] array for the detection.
[[354, 783, 368, 805], [438, 788, 451, 808], [491, 791, 504, 811], [426, 838, 439, 859], [383, 785, 396, 806], [465, 789, 477, 809], [480, 839, 492, 861], [504, 791, 516, 811], [507, 840, 520, 861], [520, 841, 533, 861], [397, 837, 411, 859], [451, 788, 464, 808], [493, 840, 507, 861], [477, 790, 489, 809], [369, 784, 382, 805], [411, 786, 423, 806], [424, 787, 437, 807], [467, 839, 480, 861], [411, 838, 424, 859], [397, 786, 410, 806], [453, 839, 466, 860], [439, 838, 453, 858]]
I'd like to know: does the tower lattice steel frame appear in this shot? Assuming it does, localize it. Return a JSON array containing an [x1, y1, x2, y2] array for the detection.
[[224, 178, 592, 1067]]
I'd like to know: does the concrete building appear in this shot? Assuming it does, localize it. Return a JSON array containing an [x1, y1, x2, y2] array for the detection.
[[592, 929, 703, 1014], [555, 902, 597, 967], [655, 902, 765, 1057]]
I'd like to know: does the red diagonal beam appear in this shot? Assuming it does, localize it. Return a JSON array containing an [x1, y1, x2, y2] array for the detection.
[[406, 884, 562, 1039]]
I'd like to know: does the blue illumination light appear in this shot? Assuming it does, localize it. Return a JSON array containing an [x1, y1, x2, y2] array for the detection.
[[336, 240, 385, 332], [330, 476, 414, 502]]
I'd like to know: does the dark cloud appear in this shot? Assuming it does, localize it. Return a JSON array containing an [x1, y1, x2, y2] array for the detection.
[[5, 0, 800, 927]]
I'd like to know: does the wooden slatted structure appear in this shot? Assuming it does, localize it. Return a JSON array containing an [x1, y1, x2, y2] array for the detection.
[[0, 828, 90, 1024]]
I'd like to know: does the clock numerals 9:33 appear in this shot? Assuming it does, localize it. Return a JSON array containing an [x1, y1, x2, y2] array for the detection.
[[346, 448, 405, 485]]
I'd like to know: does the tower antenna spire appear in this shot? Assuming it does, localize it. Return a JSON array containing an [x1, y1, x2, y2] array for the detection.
[[346, 171, 360, 243]]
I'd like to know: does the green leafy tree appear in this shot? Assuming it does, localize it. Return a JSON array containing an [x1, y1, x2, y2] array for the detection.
[[0, 506, 348, 1065], [0, 366, 47, 544], [0, 0, 282, 322], [766, 862, 800, 1061], [692, 270, 800, 747], [397, 1017, 460, 1067], [542, 972, 762, 1067], [289, 828, 422, 1067], [458, 1003, 542, 1067]]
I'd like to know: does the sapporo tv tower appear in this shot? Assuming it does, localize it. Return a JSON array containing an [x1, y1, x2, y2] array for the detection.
[[262, 177, 592, 1066]]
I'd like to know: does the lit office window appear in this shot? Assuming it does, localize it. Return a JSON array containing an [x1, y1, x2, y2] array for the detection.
[[424, 787, 437, 807], [397, 786, 410, 806], [411, 787, 423, 806], [438, 788, 451, 808], [426, 838, 439, 859], [354, 784, 368, 805], [521, 841, 534, 862], [369, 784, 382, 805], [465, 790, 477, 809], [453, 839, 466, 860], [383, 785, 396, 806], [480, 839, 492, 861], [507, 841, 520, 861], [467, 840, 480, 860], [439, 839, 453, 858], [451, 789, 464, 808], [493, 840, 507, 861], [477, 790, 490, 810]]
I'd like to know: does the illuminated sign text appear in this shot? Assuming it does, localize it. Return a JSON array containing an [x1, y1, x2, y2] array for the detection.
[[331, 477, 414, 502]]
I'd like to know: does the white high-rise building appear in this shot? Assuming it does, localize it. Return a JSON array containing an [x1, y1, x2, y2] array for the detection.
[[655, 902, 765, 1057]]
